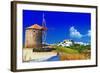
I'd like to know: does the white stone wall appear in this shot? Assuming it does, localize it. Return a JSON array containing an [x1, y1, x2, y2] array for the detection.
[[23, 48, 57, 62], [25, 29, 42, 48]]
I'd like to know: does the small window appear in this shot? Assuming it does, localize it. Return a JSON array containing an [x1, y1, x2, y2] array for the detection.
[[33, 30, 35, 32]]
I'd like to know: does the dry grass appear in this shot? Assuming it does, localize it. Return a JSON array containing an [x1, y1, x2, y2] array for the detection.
[[59, 52, 90, 60]]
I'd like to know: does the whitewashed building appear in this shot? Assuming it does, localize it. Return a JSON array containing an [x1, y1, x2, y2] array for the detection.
[[74, 42, 89, 46], [58, 40, 74, 47]]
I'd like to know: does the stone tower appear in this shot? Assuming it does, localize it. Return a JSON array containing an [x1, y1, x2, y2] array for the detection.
[[25, 24, 46, 48]]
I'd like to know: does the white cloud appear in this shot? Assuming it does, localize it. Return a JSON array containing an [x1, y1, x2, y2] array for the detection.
[[69, 26, 91, 38], [69, 26, 82, 38], [87, 30, 91, 37]]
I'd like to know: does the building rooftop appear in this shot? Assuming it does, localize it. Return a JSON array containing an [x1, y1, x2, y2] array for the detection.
[[27, 24, 47, 30]]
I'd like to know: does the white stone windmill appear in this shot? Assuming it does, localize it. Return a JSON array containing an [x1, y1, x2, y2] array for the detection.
[[24, 13, 47, 49]]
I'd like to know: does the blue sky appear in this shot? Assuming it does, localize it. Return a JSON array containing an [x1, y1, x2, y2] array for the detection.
[[23, 10, 91, 44]]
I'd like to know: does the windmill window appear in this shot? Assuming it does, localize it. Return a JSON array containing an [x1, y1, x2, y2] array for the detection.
[[33, 30, 35, 32]]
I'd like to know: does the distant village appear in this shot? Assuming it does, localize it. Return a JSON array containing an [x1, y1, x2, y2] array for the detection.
[[57, 39, 90, 47]]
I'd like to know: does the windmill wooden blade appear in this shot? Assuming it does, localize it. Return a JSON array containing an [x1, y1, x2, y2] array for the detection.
[[42, 13, 47, 44]]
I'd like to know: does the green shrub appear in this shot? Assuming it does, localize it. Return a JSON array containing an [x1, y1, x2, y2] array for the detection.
[[54, 46, 79, 54]]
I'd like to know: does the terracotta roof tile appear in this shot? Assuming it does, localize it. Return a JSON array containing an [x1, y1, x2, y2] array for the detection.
[[27, 24, 47, 30]]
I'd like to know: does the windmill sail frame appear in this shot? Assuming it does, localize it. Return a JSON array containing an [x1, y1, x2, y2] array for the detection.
[[42, 13, 47, 45]]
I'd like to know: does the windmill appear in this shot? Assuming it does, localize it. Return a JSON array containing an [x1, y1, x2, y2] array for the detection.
[[42, 13, 47, 47]]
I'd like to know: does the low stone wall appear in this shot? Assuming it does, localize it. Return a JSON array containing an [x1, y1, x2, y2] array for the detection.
[[23, 48, 57, 62]]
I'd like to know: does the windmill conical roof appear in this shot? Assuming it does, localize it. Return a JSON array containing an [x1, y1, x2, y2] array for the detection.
[[27, 24, 43, 30], [27, 24, 47, 30]]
